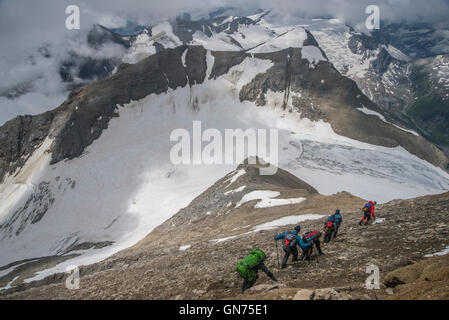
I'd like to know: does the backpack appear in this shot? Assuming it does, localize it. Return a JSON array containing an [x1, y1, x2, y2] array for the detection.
[[363, 203, 371, 213], [283, 232, 297, 248], [324, 221, 333, 232], [305, 230, 320, 240], [236, 249, 266, 281]]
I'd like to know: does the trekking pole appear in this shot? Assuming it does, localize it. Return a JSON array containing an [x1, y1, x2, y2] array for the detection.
[[275, 239, 280, 267]]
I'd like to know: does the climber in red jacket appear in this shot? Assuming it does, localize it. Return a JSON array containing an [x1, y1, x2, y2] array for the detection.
[[359, 201, 376, 225]]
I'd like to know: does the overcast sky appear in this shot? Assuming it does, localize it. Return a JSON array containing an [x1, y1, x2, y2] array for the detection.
[[1, 0, 448, 59], [1, 0, 449, 125]]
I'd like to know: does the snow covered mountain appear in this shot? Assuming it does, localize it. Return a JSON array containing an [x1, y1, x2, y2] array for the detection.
[[1, 11, 449, 291], [3, 11, 448, 149], [119, 11, 449, 154]]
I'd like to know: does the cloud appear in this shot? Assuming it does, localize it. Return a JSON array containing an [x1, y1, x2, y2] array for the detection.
[[1, 0, 449, 125]]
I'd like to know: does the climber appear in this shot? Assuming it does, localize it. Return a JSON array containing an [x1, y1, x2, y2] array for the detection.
[[323, 215, 336, 243], [333, 209, 343, 238], [274, 225, 311, 268], [359, 201, 376, 226], [237, 248, 278, 294], [300, 230, 323, 260]]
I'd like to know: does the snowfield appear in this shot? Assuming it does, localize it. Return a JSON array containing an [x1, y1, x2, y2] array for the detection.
[[1, 53, 449, 285], [235, 190, 306, 208], [252, 214, 325, 232]]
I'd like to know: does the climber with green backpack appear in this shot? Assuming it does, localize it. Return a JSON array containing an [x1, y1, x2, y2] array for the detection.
[[237, 248, 278, 294]]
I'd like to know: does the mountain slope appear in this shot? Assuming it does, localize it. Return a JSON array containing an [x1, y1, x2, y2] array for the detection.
[[0, 38, 448, 287], [119, 12, 449, 155], [1, 165, 448, 300]]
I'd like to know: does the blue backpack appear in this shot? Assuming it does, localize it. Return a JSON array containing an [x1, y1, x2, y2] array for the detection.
[[363, 203, 371, 213]]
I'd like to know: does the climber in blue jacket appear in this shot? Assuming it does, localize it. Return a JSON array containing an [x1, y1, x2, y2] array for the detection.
[[274, 225, 311, 268], [333, 209, 343, 238]]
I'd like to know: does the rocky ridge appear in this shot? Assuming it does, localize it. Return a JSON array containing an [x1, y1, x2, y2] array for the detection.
[[1, 163, 448, 300]]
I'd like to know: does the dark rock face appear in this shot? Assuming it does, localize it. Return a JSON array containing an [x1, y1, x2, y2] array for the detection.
[[210, 51, 248, 79], [239, 47, 359, 109], [371, 47, 394, 74], [171, 18, 213, 42], [371, 23, 449, 59], [348, 33, 379, 55], [303, 30, 319, 47], [0, 113, 53, 182], [406, 56, 449, 153], [0, 45, 207, 182], [87, 24, 130, 49]]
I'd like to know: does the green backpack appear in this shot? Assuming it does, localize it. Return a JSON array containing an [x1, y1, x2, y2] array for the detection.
[[236, 249, 266, 281]]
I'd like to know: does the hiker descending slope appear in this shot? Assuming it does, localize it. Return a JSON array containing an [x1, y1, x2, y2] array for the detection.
[[333, 209, 343, 238], [323, 215, 336, 243], [300, 230, 323, 260], [359, 201, 377, 226], [274, 226, 311, 268], [237, 248, 278, 294]]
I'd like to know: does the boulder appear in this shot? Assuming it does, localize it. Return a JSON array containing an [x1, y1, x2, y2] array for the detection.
[[292, 289, 314, 300]]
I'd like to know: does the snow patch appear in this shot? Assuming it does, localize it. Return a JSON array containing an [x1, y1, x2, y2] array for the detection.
[[210, 235, 237, 243], [372, 218, 385, 224], [249, 27, 307, 53], [224, 169, 246, 187], [224, 185, 246, 195], [0, 276, 19, 291], [301, 46, 327, 68], [255, 197, 306, 208], [252, 214, 325, 232], [357, 106, 419, 136], [205, 51, 214, 80], [236, 190, 279, 208], [181, 48, 188, 68], [424, 245, 449, 257], [382, 45, 411, 62]]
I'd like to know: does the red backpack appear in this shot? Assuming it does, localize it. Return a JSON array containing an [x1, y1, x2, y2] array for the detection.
[[326, 221, 333, 228], [306, 230, 320, 240]]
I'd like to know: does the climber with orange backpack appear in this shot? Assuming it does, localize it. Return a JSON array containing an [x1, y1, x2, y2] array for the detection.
[[359, 201, 377, 226], [323, 215, 336, 243], [274, 225, 311, 268]]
